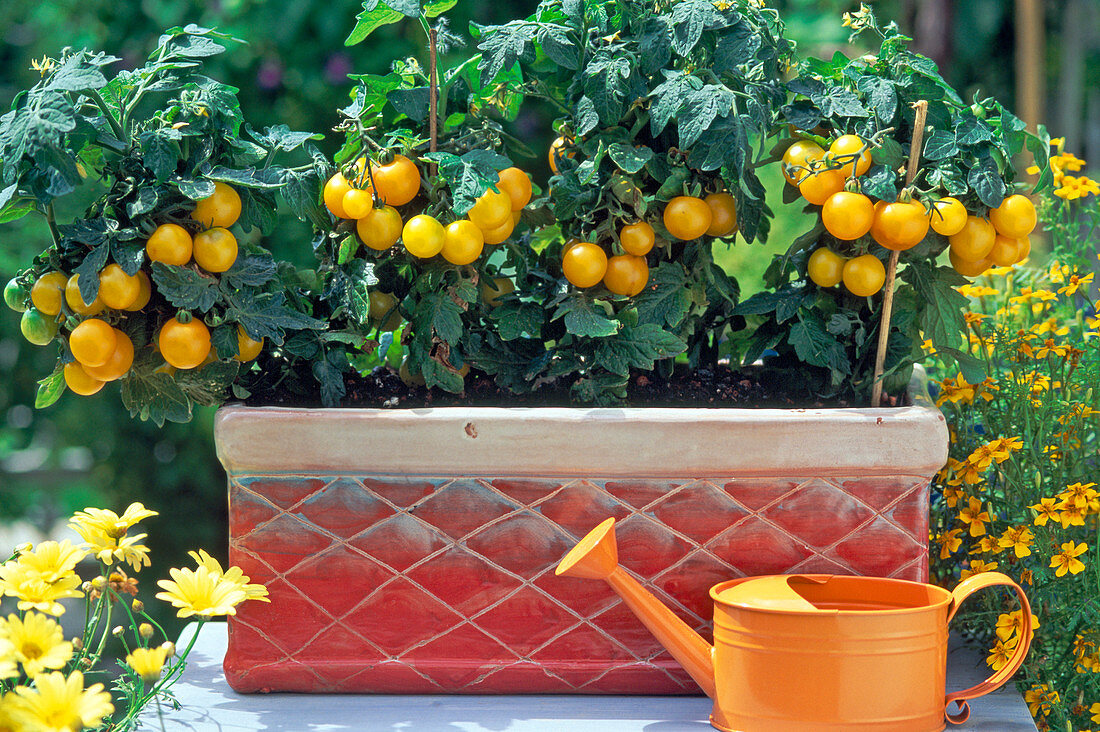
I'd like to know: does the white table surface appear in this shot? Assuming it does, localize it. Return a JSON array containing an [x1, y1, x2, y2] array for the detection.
[[142, 623, 1036, 731]]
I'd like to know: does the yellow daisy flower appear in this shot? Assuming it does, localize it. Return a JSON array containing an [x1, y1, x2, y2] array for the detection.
[[0, 561, 84, 616], [187, 550, 270, 603], [0, 612, 73, 677], [0, 637, 17, 680], [155, 565, 249, 618], [126, 645, 170, 684], [70, 503, 158, 541], [13, 541, 86, 584], [5, 671, 113, 731]]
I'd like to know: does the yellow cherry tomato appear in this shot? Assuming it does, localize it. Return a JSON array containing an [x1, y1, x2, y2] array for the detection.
[[549, 136, 573, 173], [158, 317, 212, 370], [799, 168, 845, 206], [1015, 236, 1031, 263], [191, 182, 242, 229], [125, 271, 152, 312], [83, 329, 134, 381], [69, 318, 118, 367], [64, 361, 105, 396], [496, 167, 532, 210], [468, 188, 512, 231], [603, 254, 649, 296], [145, 223, 193, 266], [781, 140, 825, 185], [481, 277, 515, 307], [481, 215, 515, 245], [368, 291, 402, 331], [65, 275, 104, 315], [929, 197, 967, 236], [704, 192, 738, 237], [193, 227, 238, 273], [842, 254, 886, 297], [828, 134, 872, 177], [663, 196, 712, 240], [807, 248, 846, 288], [342, 188, 375, 220], [949, 249, 992, 277], [821, 191, 874, 241], [988, 235, 1022, 267], [562, 241, 608, 288], [324, 172, 353, 218], [620, 221, 655, 256], [948, 216, 996, 262], [31, 271, 68, 316], [20, 308, 58, 345], [234, 325, 264, 362], [372, 154, 421, 207], [989, 194, 1037, 239], [98, 263, 141, 310], [441, 220, 485, 265], [402, 214, 445, 258], [355, 205, 403, 251], [872, 200, 930, 251]]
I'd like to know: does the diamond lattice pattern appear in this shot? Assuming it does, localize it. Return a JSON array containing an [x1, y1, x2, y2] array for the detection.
[[226, 473, 929, 693]]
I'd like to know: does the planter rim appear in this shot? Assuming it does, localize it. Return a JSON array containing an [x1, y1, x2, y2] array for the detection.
[[216, 366, 947, 478]]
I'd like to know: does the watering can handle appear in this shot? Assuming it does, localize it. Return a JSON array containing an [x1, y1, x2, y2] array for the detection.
[[943, 571, 1033, 725]]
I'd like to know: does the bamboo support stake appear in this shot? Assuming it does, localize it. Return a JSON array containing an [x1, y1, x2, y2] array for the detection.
[[428, 27, 439, 177], [871, 100, 928, 407]]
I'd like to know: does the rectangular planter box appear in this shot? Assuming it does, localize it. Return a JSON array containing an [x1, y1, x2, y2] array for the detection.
[[216, 368, 947, 694]]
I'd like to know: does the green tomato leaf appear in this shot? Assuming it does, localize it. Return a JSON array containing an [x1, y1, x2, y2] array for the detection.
[[44, 51, 113, 93], [855, 76, 897, 123], [489, 301, 544, 341], [900, 260, 968, 350], [35, 363, 66, 409], [967, 152, 1006, 208], [207, 165, 284, 189], [788, 310, 850, 377], [633, 262, 692, 329], [594, 323, 687, 377], [387, 87, 430, 123], [922, 130, 958, 161], [686, 113, 746, 172], [554, 296, 619, 338], [226, 291, 326, 345], [954, 117, 993, 146], [608, 143, 653, 174], [424, 0, 458, 17], [421, 356, 465, 394], [861, 164, 898, 202], [345, 2, 404, 45], [412, 291, 464, 345], [669, 0, 728, 56], [151, 262, 220, 312]]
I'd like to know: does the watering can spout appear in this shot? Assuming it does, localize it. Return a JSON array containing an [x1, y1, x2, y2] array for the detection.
[[555, 518, 717, 698]]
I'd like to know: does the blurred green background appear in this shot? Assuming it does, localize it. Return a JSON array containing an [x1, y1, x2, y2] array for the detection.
[[1, 0, 1097, 634]]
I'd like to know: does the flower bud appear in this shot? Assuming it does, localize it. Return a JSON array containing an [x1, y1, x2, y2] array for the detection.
[[161, 641, 176, 659], [139, 623, 154, 639], [72, 636, 84, 651], [91, 576, 107, 590], [111, 625, 125, 637], [132, 599, 144, 614], [15, 542, 33, 554]]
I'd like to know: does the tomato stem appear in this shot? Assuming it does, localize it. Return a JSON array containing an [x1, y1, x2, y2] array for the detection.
[[427, 24, 439, 178]]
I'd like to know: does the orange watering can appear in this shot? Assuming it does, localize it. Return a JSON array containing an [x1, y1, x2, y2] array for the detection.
[[556, 517, 1032, 732]]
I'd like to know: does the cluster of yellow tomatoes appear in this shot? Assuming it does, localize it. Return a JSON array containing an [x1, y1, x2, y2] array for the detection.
[[322, 154, 533, 266], [7, 182, 263, 397], [784, 135, 1036, 296]]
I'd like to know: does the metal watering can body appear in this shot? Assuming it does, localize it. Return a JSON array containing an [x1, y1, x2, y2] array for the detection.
[[556, 518, 1033, 732]]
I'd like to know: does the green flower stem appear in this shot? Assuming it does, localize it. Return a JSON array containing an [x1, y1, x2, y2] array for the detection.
[[86, 88, 125, 142]]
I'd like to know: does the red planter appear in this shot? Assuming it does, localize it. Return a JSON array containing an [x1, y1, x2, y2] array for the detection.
[[216, 369, 947, 694]]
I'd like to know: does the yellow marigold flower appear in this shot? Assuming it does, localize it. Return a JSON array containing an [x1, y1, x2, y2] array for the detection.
[[187, 550, 270, 603], [1092, 701, 1100, 723], [967, 436, 1021, 471], [986, 264, 1015, 277], [1058, 152, 1084, 170], [1056, 500, 1087, 528], [0, 561, 84, 616], [998, 525, 1034, 558], [1032, 317, 1070, 337], [70, 503, 158, 540], [155, 565, 249, 618], [1024, 684, 1058, 716], [957, 497, 991, 537], [0, 612, 73, 677], [996, 609, 1039, 642], [1058, 271, 1094, 295], [936, 374, 976, 406], [957, 283, 999, 298], [969, 535, 1002, 555], [1010, 287, 1057, 305], [1055, 175, 1093, 200], [5, 670, 113, 731], [920, 338, 935, 354], [1030, 497, 1061, 526], [936, 528, 964, 559], [986, 636, 1017, 671], [126, 645, 170, 684], [1050, 540, 1088, 577], [1058, 482, 1099, 509], [942, 485, 967, 508], [960, 559, 998, 581], [1034, 338, 1069, 358], [963, 311, 989, 326], [12, 541, 86, 584]]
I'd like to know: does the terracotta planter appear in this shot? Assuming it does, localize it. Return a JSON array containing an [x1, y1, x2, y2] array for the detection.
[[216, 367, 947, 694]]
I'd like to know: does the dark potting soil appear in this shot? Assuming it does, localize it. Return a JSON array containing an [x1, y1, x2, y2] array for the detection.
[[245, 364, 899, 410]]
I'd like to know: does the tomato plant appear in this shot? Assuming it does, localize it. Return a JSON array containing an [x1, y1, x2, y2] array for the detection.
[[0, 26, 324, 424]]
